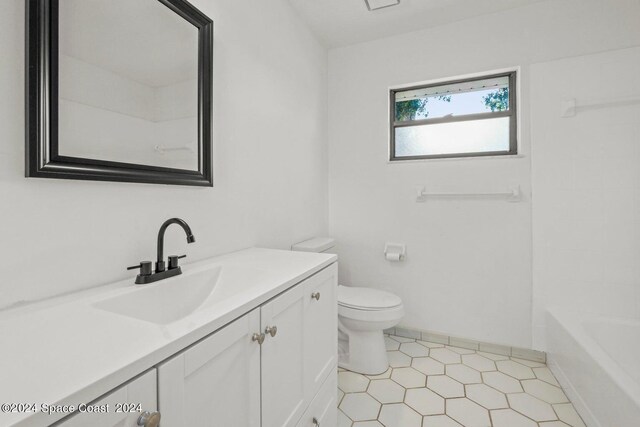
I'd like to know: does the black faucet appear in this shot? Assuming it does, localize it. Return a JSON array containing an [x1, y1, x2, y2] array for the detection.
[[127, 218, 196, 284], [156, 218, 196, 272]]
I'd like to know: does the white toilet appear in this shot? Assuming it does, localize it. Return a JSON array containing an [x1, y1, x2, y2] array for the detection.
[[292, 237, 404, 375]]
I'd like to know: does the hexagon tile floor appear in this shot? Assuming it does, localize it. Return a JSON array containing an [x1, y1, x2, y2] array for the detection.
[[337, 334, 587, 427]]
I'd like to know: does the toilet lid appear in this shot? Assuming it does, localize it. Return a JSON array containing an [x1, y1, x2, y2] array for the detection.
[[338, 286, 402, 310]]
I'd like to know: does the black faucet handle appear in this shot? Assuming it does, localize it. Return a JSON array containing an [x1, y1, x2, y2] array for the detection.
[[168, 255, 187, 270], [127, 261, 153, 276]]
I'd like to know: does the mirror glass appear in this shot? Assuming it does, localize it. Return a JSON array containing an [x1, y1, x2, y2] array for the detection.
[[58, 0, 199, 171]]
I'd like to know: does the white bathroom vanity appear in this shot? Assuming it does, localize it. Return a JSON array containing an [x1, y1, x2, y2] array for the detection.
[[0, 249, 337, 427]]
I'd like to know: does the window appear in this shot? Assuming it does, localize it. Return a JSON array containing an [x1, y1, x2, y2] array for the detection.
[[390, 71, 517, 160]]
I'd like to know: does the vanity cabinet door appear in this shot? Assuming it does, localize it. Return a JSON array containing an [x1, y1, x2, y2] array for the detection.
[[261, 283, 308, 427], [55, 369, 157, 427], [157, 309, 261, 427], [303, 264, 338, 401]]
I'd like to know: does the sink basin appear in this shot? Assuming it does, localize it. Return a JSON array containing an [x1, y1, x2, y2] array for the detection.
[[94, 265, 268, 324]]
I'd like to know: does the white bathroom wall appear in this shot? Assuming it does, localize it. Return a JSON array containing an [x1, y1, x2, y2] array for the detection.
[[328, 0, 640, 348], [0, 0, 328, 308], [531, 46, 640, 348]]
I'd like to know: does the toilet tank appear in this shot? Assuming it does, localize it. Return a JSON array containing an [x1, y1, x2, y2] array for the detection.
[[291, 237, 336, 253]]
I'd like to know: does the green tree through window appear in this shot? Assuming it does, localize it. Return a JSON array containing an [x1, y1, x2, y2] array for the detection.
[[395, 95, 452, 121], [482, 87, 509, 112]]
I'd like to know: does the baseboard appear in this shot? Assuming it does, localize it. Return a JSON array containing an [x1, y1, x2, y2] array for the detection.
[[385, 326, 546, 363]]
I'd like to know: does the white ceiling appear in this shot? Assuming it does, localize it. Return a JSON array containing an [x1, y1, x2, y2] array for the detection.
[[288, 0, 548, 48]]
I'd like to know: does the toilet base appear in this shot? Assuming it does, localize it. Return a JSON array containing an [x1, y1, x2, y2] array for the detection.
[[338, 329, 389, 375]]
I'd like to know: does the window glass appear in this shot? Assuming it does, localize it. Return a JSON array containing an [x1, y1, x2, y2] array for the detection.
[[395, 117, 510, 158], [394, 76, 509, 122], [390, 73, 516, 160]]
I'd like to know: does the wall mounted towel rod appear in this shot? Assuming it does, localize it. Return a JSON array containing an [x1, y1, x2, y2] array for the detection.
[[416, 185, 521, 202], [154, 144, 195, 155], [561, 95, 640, 118]]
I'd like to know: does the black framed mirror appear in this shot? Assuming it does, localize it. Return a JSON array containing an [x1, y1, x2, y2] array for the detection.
[[26, 0, 213, 186]]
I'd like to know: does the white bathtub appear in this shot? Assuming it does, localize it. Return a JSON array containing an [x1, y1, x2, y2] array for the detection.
[[546, 309, 640, 427]]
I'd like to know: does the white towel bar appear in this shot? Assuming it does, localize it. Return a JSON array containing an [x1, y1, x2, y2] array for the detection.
[[154, 144, 194, 155], [561, 95, 640, 118], [416, 185, 521, 202]]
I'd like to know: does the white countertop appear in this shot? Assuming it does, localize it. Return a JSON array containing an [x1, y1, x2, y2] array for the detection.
[[0, 248, 336, 427]]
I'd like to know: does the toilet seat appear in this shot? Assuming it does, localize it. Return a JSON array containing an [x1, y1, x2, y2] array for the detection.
[[338, 285, 402, 311], [338, 303, 405, 322]]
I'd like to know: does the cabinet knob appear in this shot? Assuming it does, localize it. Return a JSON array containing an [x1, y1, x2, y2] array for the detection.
[[265, 325, 278, 337], [137, 411, 161, 427], [312, 417, 320, 426], [311, 292, 321, 301], [252, 332, 265, 344]]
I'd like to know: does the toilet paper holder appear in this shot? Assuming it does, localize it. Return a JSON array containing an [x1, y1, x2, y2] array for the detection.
[[384, 243, 406, 261]]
